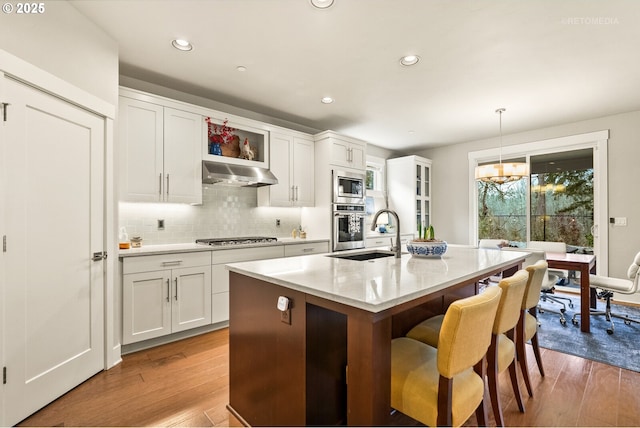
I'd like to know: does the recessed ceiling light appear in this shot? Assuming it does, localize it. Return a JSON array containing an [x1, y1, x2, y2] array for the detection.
[[172, 39, 193, 51], [321, 97, 334, 104], [236, 66, 247, 72], [310, 0, 334, 9], [400, 55, 420, 66]]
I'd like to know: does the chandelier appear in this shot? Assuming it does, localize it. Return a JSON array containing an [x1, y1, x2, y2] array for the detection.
[[475, 108, 529, 184]]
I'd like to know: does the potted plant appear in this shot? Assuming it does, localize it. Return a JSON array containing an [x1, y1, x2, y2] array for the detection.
[[407, 224, 448, 257]]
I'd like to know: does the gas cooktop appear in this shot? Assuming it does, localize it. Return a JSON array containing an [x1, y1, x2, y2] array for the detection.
[[196, 237, 278, 246]]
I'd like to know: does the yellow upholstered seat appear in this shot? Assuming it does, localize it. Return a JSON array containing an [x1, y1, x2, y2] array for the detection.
[[391, 286, 502, 427], [406, 270, 529, 426]]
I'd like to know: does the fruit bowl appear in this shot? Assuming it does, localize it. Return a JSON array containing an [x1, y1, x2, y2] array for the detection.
[[406, 240, 448, 257]]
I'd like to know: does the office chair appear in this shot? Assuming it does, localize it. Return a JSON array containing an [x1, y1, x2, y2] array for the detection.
[[527, 241, 574, 323], [572, 251, 640, 335]]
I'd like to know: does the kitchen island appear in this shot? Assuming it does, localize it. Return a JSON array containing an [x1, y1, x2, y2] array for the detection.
[[226, 246, 528, 426]]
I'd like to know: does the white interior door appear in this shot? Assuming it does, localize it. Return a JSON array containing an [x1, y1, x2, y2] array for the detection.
[[3, 76, 105, 426]]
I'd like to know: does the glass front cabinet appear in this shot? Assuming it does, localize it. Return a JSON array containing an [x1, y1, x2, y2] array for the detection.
[[387, 155, 432, 238]]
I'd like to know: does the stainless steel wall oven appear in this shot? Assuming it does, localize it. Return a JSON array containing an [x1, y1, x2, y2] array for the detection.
[[332, 170, 366, 251], [333, 203, 366, 251]]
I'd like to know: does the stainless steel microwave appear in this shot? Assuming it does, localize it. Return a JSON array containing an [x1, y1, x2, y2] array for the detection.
[[333, 170, 365, 204]]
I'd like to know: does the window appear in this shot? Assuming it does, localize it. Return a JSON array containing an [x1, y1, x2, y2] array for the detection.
[[365, 156, 385, 197], [469, 130, 608, 274]]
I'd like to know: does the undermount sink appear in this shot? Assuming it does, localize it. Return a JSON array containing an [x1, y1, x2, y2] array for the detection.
[[328, 250, 396, 261]]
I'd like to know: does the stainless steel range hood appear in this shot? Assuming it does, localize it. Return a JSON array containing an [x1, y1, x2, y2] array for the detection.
[[202, 160, 278, 187]]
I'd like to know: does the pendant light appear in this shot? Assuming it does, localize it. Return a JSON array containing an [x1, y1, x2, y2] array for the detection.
[[475, 108, 529, 184]]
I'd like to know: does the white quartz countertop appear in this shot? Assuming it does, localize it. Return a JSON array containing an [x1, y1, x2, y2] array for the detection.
[[226, 246, 529, 313], [118, 238, 329, 257]]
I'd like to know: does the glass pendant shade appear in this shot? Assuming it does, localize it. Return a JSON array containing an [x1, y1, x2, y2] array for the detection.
[[474, 108, 529, 184], [475, 162, 529, 184]]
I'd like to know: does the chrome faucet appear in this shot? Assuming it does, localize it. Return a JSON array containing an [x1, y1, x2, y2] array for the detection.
[[371, 209, 402, 258]]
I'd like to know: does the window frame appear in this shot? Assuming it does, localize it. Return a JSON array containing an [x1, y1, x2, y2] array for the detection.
[[468, 130, 609, 275]]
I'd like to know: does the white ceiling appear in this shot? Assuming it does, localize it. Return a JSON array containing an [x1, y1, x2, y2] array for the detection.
[[71, 0, 640, 151]]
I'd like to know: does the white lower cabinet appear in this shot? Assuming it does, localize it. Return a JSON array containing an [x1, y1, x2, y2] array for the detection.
[[211, 246, 285, 324], [121, 242, 330, 344], [283, 241, 329, 257], [122, 252, 212, 344]]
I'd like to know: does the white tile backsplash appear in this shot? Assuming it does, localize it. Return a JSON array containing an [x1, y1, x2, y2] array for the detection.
[[119, 185, 302, 245]]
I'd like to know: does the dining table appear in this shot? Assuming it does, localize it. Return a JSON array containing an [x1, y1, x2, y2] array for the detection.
[[545, 252, 597, 332]]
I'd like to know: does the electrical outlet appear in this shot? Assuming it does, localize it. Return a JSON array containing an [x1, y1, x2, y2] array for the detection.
[[280, 309, 291, 324], [158, 219, 165, 230], [276, 219, 281, 227]]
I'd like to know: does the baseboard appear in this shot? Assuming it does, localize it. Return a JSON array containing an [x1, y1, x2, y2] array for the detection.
[[121, 321, 229, 355]]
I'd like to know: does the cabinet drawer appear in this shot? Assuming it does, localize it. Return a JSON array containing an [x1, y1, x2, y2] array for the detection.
[[366, 236, 393, 248], [284, 242, 329, 257], [211, 246, 284, 264], [123, 251, 211, 274]]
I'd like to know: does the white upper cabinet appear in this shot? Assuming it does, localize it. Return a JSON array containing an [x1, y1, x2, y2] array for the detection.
[[258, 131, 314, 207], [387, 155, 432, 238], [315, 130, 367, 172], [119, 90, 203, 204], [330, 137, 366, 170]]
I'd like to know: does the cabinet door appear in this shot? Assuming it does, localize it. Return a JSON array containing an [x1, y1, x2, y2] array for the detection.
[[349, 143, 366, 170], [292, 136, 315, 206], [171, 266, 212, 333], [268, 133, 294, 206], [163, 107, 203, 204], [119, 97, 164, 202], [122, 270, 172, 344], [330, 139, 351, 168], [211, 264, 230, 324]]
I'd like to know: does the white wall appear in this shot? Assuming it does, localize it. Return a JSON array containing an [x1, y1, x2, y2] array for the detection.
[[417, 110, 640, 282], [0, 1, 119, 106]]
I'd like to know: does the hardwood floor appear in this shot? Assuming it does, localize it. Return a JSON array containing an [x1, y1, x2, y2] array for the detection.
[[18, 327, 640, 427]]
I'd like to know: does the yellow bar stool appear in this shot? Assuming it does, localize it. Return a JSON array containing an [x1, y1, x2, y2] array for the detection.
[[517, 259, 549, 397], [405, 270, 530, 426], [391, 286, 502, 427]]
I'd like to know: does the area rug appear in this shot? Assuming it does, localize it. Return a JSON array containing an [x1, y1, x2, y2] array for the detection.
[[535, 293, 640, 372]]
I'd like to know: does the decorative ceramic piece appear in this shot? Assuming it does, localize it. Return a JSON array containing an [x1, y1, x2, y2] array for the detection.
[[210, 142, 222, 155], [406, 240, 448, 257]]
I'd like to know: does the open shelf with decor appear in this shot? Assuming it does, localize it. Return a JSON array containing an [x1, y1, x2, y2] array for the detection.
[[203, 116, 269, 169]]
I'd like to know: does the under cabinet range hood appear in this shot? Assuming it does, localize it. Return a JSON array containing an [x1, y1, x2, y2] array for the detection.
[[202, 160, 278, 187]]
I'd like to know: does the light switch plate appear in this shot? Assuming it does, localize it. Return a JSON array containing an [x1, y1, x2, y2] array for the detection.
[[613, 217, 627, 226]]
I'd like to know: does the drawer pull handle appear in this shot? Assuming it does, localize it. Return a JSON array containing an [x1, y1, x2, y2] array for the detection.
[[161, 260, 183, 266], [302, 248, 314, 253]]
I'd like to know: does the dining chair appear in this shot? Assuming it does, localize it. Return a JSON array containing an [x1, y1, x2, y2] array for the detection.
[[405, 270, 529, 426], [526, 241, 574, 323], [478, 239, 509, 284], [571, 251, 640, 334], [503, 247, 570, 324], [479, 238, 509, 249], [390, 286, 502, 427], [517, 259, 548, 397]]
